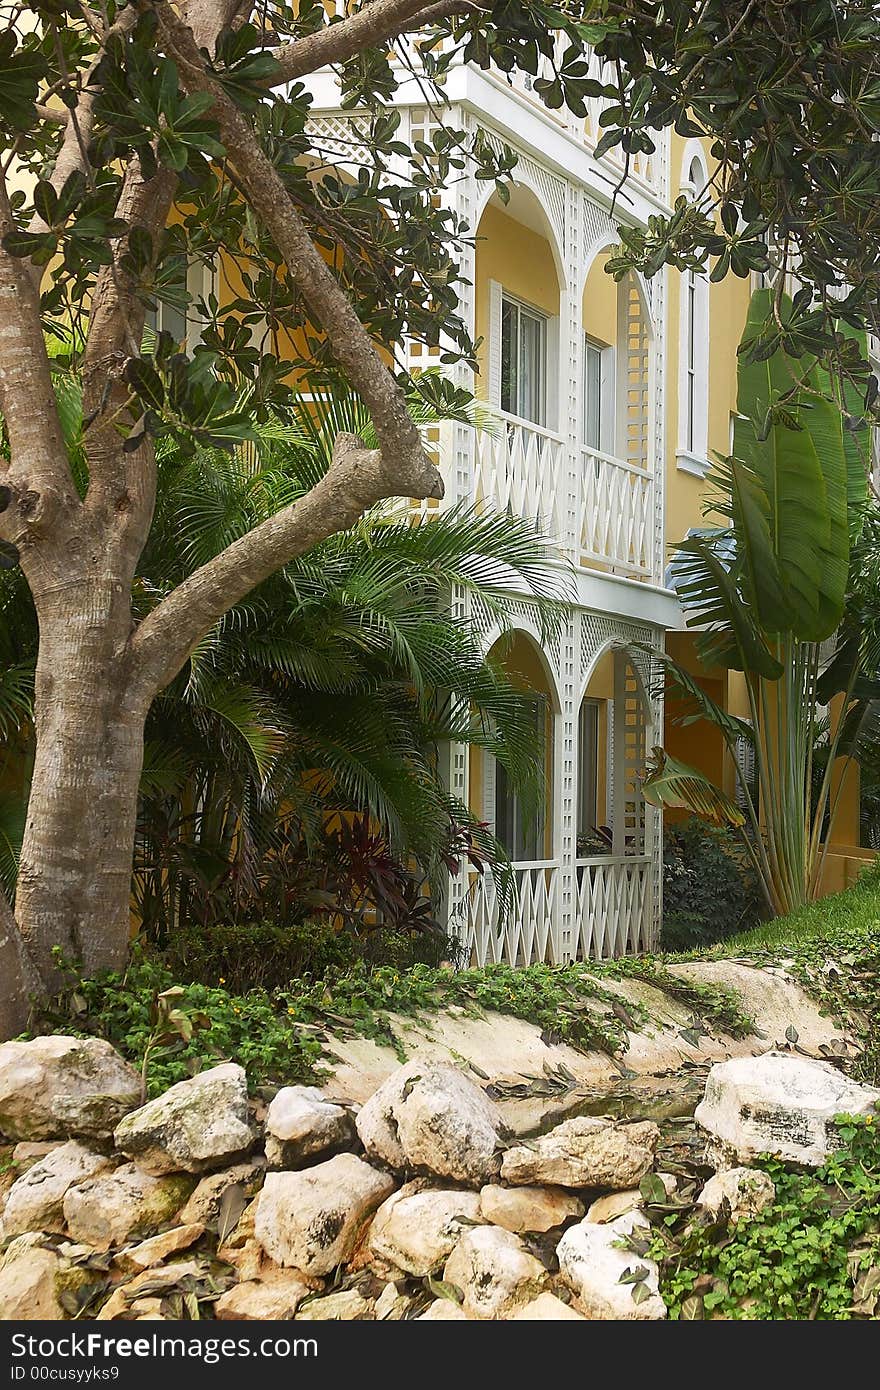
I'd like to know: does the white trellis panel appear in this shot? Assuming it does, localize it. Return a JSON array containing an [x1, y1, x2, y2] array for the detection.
[[578, 446, 654, 577], [474, 412, 569, 548], [574, 856, 651, 958], [462, 861, 561, 967]]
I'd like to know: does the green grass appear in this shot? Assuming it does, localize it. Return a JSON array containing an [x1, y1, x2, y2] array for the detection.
[[715, 862, 880, 954]]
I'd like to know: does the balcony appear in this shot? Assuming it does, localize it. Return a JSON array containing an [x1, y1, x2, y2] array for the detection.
[[470, 410, 660, 584]]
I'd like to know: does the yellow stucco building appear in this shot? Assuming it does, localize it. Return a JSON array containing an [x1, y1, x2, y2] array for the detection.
[[300, 44, 870, 961]]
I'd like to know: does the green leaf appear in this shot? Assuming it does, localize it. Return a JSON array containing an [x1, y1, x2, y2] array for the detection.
[[642, 747, 745, 828]]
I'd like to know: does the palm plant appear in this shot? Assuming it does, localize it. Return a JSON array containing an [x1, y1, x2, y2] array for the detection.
[[642, 288, 875, 916], [2, 365, 568, 945]]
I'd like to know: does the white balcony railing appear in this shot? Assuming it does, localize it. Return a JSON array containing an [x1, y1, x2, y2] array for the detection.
[[474, 411, 567, 547], [578, 446, 654, 578], [574, 855, 652, 959], [464, 859, 560, 966]]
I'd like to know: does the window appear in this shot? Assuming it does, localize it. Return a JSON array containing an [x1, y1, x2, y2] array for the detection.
[[145, 255, 188, 346], [494, 697, 547, 861], [577, 699, 601, 837], [679, 154, 710, 464], [501, 294, 547, 425], [583, 336, 613, 454]]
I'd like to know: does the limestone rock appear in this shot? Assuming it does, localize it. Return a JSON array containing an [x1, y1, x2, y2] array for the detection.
[[443, 1225, 548, 1320], [0, 1036, 140, 1142], [215, 1271, 311, 1320], [418, 1298, 467, 1320], [63, 1163, 194, 1251], [510, 1292, 586, 1320], [296, 1289, 374, 1320], [585, 1190, 642, 1224], [356, 1061, 502, 1185], [368, 1184, 482, 1275], [0, 1234, 90, 1320], [698, 1167, 776, 1222], [114, 1064, 254, 1175], [254, 1154, 394, 1276], [264, 1086, 355, 1168], [695, 1052, 880, 1167], [1, 1140, 115, 1237], [12, 1141, 63, 1171], [115, 1223, 206, 1273], [178, 1160, 264, 1227], [479, 1183, 583, 1234], [557, 1211, 666, 1320], [96, 1261, 204, 1319], [501, 1116, 659, 1190], [374, 1282, 417, 1320]]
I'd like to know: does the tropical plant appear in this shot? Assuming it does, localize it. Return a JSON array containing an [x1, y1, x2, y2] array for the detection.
[[642, 289, 874, 917], [3, 374, 567, 951]]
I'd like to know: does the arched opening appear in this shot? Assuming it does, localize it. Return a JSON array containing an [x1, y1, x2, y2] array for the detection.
[[464, 627, 561, 967], [573, 646, 655, 958], [579, 246, 655, 577], [472, 186, 566, 542]]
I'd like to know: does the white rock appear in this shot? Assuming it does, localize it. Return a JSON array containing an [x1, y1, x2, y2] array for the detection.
[[443, 1225, 547, 1319], [1, 1140, 114, 1237], [501, 1116, 659, 1189], [96, 1261, 205, 1319], [510, 1292, 586, 1320], [114, 1064, 254, 1175], [0, 1234, 89, 1320], [254, 1154, 394, 1276], [557, 1211, 666, 1320], [0, 1036, 140, 1141], [417, 1298, 467, 1320], [63, 1163, 194, 1251], [177, 1161, 264, 1227], [356, 1061, 502, 1185], [374, 1282, 417, 1320], [296, 1289, 374, 1320], [368, 1184, 482, 1275], [12, 1141, 63, 1171], [695, 1052, 880, 1167], [215, 1271, 311, 1320], [115, 1223, 206, 1272], [698, 1167, 776, 1222], [586, 1174, 677, 1224], [265, 1086, 355, 1168], [479, 1183, 583, 1234]]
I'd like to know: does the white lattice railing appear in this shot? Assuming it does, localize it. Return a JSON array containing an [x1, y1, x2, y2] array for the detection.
[[474, 412, 567, 546], [463, 860, 560, 966], [574, 855, 652, 959], [578, 446, 654, 578]]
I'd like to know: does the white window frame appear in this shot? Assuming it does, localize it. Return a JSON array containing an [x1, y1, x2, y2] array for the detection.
[[488, 281, 558, 430], [677, 147, 711, 475], [582, 335, 615, 455]]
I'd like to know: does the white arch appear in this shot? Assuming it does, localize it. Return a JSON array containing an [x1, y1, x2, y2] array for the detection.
[[678, 139, 710, 196], [472, 179, 566, 291], [578, 639, 653, 713], [581, 234, 655, 337], [481, 620, 562, 714]]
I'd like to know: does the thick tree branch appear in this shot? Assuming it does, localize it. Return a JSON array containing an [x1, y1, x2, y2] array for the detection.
[[0, 175, 80, 558], [156, 0, 442, 500], [270, 0, 480, 84], [129, 433, 416, 693]]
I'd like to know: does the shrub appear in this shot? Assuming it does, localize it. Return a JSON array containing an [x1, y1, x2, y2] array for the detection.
[[649, 1116, 880, 1320], [662, 819, 765, 950], [159, 918, 462, 994]]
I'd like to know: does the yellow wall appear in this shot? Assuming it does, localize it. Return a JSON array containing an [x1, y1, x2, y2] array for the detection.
[[582, 249, 617, 347], [473, 201, 560, 399]]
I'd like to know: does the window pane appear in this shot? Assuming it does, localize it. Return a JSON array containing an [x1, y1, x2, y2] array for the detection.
[[518, 310, 545, 424], [500, 298, 517, 415], [494, 697, 547, 861], [584, 340, 602, 450]]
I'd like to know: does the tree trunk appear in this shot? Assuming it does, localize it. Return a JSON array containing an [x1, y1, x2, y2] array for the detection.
[[14, 580, 148, 993]]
